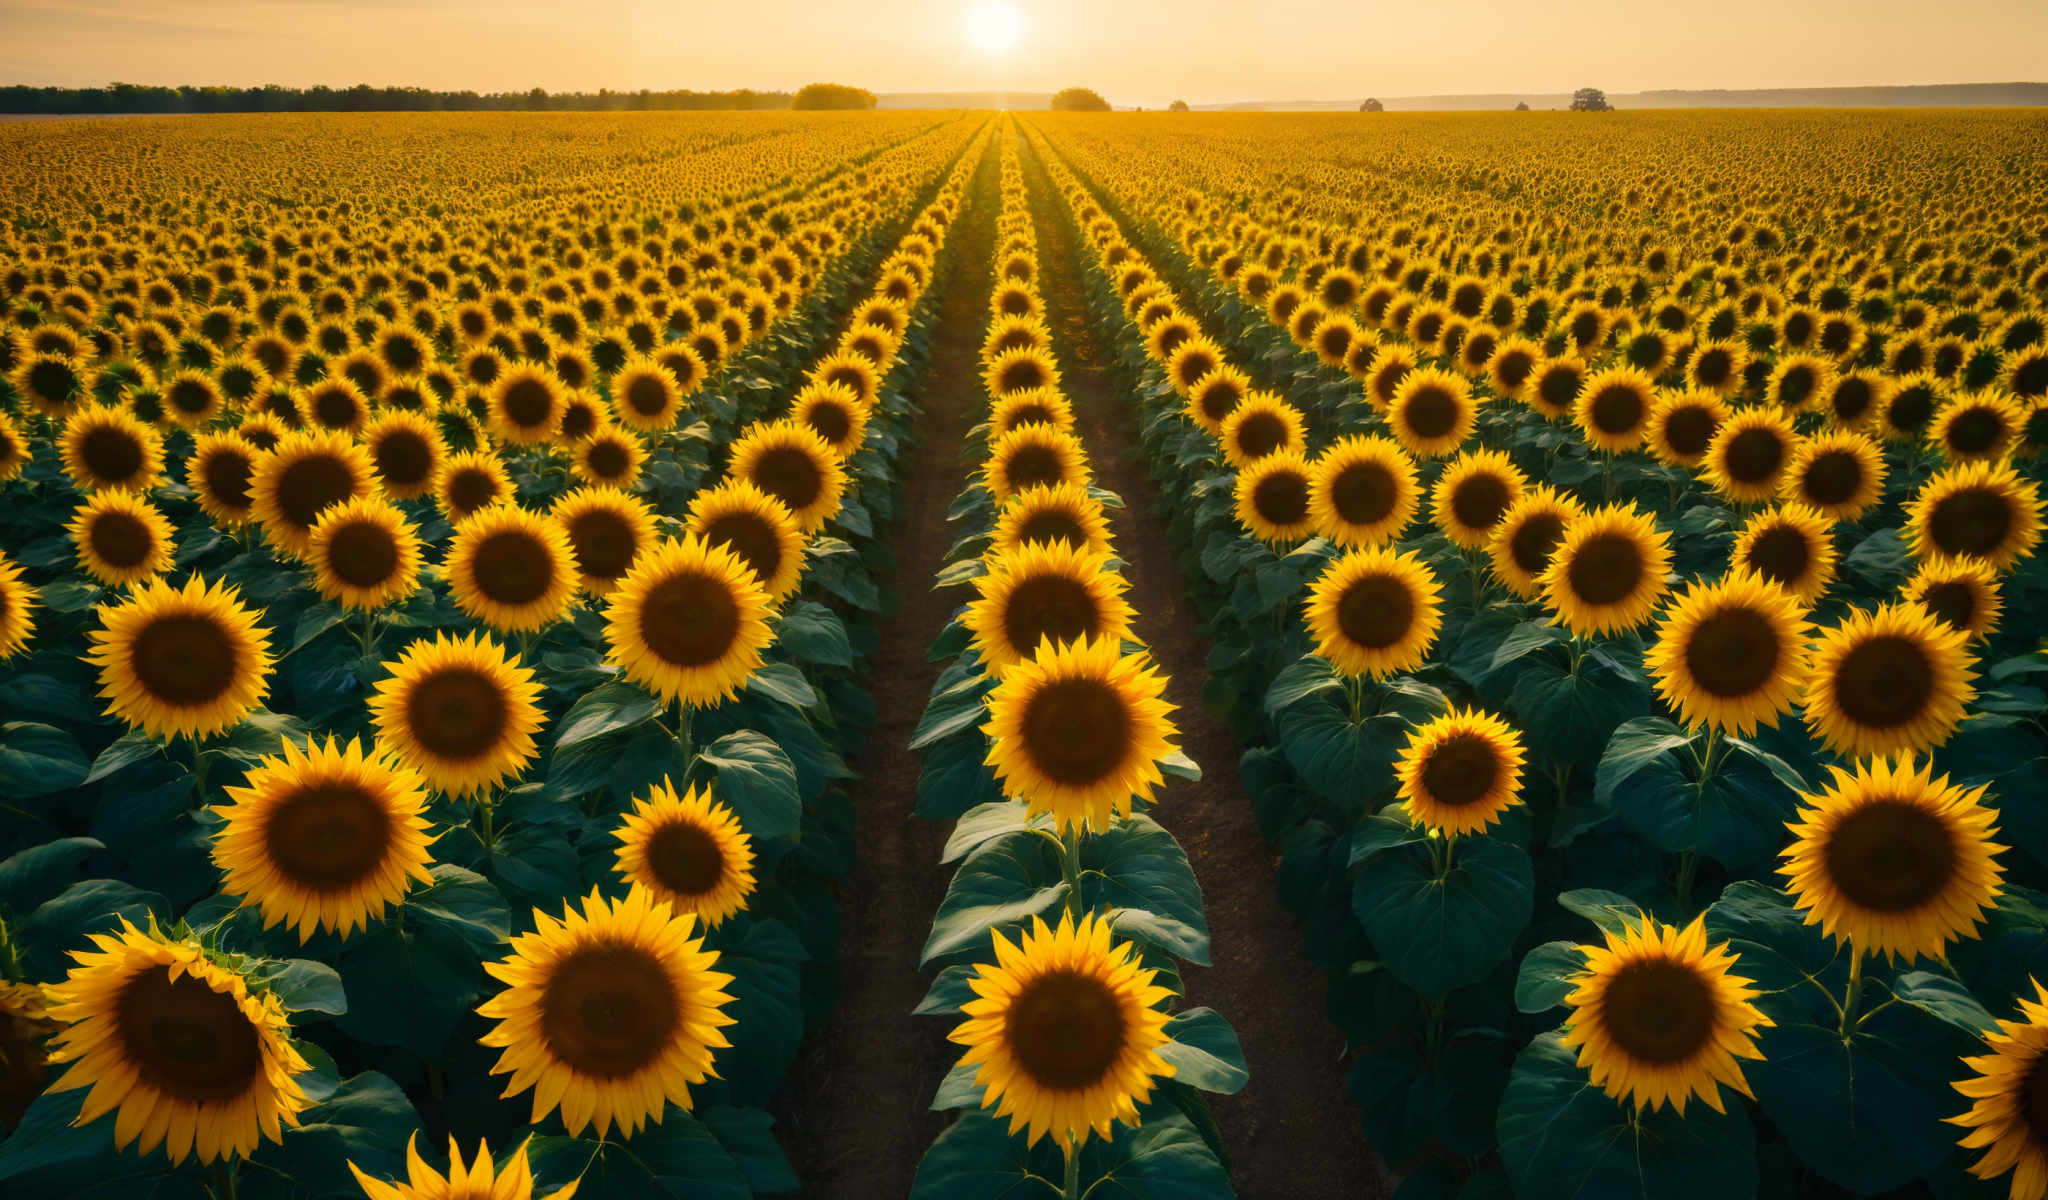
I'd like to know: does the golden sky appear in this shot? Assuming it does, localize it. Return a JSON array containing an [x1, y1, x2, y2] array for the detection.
[[2, 0, 2043, 106]]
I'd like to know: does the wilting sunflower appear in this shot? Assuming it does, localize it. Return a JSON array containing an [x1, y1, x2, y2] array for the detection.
[[1309, 435, 1419, 548], [608, 356, 685, 432], [87, 573, 272, 741], [1646, 391, 1727, 469], [1803, 602, 1976, 760], [727, 419, 846, 534], [989, 387, 1074, 439], [307, 496, 422, 611], [187, 432, 261, 526], [361, 409, 445, 502], [552, 486, 658, 598], [947, 912, 1176, 1149], [991, 482, 1114, 559], [1185, 365, 1250, 435], [1730, 503, 1838, 605], [571, 426, 645, 490], [1950, 979, 2048, 1200], [350, 1132, 580, 1200], [70, 490, 176, 589], [1559, 916, 1770, 1115], [0, 550, 36, 660], [445, 505, 578, 633], [1395, 706, 1525, 836], [1573, 367, 1657, 454], [1905, 459, 2045, 572], [986, 424, 1090, 504], [211, 736, 436, 941], [42, 919, 310, 1164], [437, 449, 515, 523], [1305, 547, 1444, 678], [1782, 429, 1887, 522], [1905, 558, 2004, 641], [613, 778, 756, 928], [1431, 449, 1527, 550], [1930, 391, 2024, 464], [685, 479, 807, 604], [1488, 486, 1584, 599], [606, 534, 773, 707], [1704, 408, 1801, 505], [249, 428, 379, 558], [791, 379, 870, 458], [0, 410, 30, 481], [967, 542, 1135, 677], [1219, 391, 1306, 468], [477, 886, 735, 1137], [1644, 571, 1811, 734], [488, 365, 565, 445], [1780, 754, 2002, 962], [369, 631, 545, 796], [59, 403, 163, 493], [986, 345, 1061, 399], [983, 637, 1177, 833], [1388, 367, 1475, 459], [1542, 505, 1672, 638], [1235, 451, 1318, 544]]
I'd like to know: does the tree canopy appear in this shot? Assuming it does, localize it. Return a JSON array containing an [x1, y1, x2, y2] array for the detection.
[[1169, 99, 1190, 112], [790, 82, 877, 110], [1050, 87, 1112, 112], [1570, 87, 1612, 112], [0, 82, 792, 114], [1360, 98, 1385, 112]]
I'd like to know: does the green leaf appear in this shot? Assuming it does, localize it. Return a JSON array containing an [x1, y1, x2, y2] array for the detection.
[[916, 728, 1003, 820], [1509, 654, 1647, 770], [1487, 621, 1568, 676], [1083, 815, 1211, 965], [1592, 715, 1693, 809], [922, 831, 1064, 967], [0, 722, 90, 797], [251, 1072, 421, 1189], [1350, 835, 1533, 1000], [527, 1113, 750, 1200], [1348, 813, 1429, 867], [747, 661, 819, 710], [697, 730, 802, 842], [1890, 970, 1998, 1037], [1514, 942, 1584, 1014], [914, 963, 980, 1016], [1159, 1008, 1249, 1095], [83, 728, 163, 784], [408, 863, 510, 953], [1704, 881, 1847, 1024], [698, 1106, 800, 1196], [774, 600, 854, 668], [931, 1059, 985, 1111], [553, 680, 661, 748], [0, 1086, 116, 1183], [909, 672, 993, 749], [0, 836, 105, 910], [245, 958, 347, 1016], [943, 800, 1050, 864], [910, 1109, 1231, 1200], [331, 917, 484, 1056], [17, 879, 168, 981], [1264, 654, 1341, 716], [1555, 888, 1648, 934], [909, 1108, 1059, 1199]]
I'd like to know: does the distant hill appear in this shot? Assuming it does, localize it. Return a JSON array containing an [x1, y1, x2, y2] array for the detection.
[[1202, 82, 2048, 112]]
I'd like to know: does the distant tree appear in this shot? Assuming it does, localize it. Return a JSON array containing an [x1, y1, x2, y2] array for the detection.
[[1570, 87, 1611, 112], [1050, 87, 1112, 112], [791, 82, 877, 110], [1515, 101, 1530, 111], [1360, 97, 1384, 112], [1169, 99, 1190, 112]]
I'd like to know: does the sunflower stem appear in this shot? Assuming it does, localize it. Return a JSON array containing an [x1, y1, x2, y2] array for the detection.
[[474, 791, 497, 854], [1839, 949, 1867, 1039], [1062, 1134, 1082, 1198], [674, 701, 696, 770], [1060, 824, 1084, 922], [212, 1160, 238, 1200], [1674, 851, 1699, 915]]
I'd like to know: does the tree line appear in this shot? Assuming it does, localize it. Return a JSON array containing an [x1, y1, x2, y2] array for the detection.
[[0, 83, 797, 115]]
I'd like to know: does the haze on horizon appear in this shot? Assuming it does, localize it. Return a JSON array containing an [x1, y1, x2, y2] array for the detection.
[[1, 0, 2042, 108]]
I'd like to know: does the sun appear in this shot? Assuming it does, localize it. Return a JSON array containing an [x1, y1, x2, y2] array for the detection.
[[966, 0, 1023, 53]]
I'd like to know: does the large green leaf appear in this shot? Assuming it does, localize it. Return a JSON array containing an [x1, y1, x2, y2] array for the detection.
[[0, 722, 90, 798], [1597, 718, 1797, 870], [1513, 942, 1584, 1015], [909, 1109, 1231, 1200], [1350, 835, 1533, 999], [552, 680, 661, 748], [0, 1086, 118, 1183], [0, 836, 105, 910], [697, 730, 802, 842], [1509, 654, 1648, 771], [250, 1072, 421, 1191], [1159, 1008, 1249, 1095], [1082, 815, 1211, 965], [17, 879, 168, 980], [774, 599, 855, 668], [526, 1112, 750, 1200], [922, 831, 1064, 967]]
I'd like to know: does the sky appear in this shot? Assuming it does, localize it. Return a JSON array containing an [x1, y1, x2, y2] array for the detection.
[[2, 0, 2044, 107]]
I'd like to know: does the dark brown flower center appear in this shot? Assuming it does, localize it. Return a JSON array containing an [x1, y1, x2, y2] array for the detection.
[[1831, 634, 1934, 731], [1946, 408, 2003, 455], [372, 429, 433, 490], [626, 373, 672, 417], [999, 358, 1048, 394], [567, 508, 639, 583], [129, 614, 236, 707], [1918, 581, 1976, 633], [639, 570, 741, 668], [1014, 509, 1088, 551], [1403, 385, 1459, 440], [1746, 526, 1811, 589], [1021, 676, 1131, 786], [1566, 533, 1644, 606], [1803, 451, 1864, 507], [1663, 406, 1717, 459], [584, 440, 631, 482], [406, 667, 509, 760], [89, 510, 153, 569], [81, 427, 144, 484], [1331, 461, 1397, 527], [501, 377, 556, 430], [1336, 572, 1416, 650], [1684, 607, 1779, 697], [1003, 445, 1065, 493], [470, 530, 555, 607], [1930, 487, 2015, 559], [541, 944, 679, 1078], [203, 447, 255, 511], [1005, 968, 1126, 1091], [1002, 574, 1102, 656], [648, 820, 724, 896], [1599, 958, 1716, 1064], [1253, 469, 1311, 529], [1509, 511, 1567, 577], [1234, 412, 1288, 460], [115, 968, 262, 1103], [749, 446, 823, 512], [1589, 385, 1645, 435], [276, 453, 356, 530], [805, 400, 853, 447], [1724, 427, 1786, 484], [263, 781, 393, 892], [312, 386, 360, 431], [1420, 732, 1498, 807], [326, 519, 400, 589], [1824, 799, 1955, 912], [1450, 472, 1511, 532]]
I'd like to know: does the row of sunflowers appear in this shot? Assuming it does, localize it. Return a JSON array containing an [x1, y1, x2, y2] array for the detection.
[[0, 110, 986, 1199], [904, 127, 1246, 1198], [1024, 108, 2048, 1200]]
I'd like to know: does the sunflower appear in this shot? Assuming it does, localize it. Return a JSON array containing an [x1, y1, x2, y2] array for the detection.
[[0, 410, 30, 481], [1487, 336, 1543, 401], [0, 549, 36, 661], [70, 490, 176, 589], [1823, 371, 1889, 431], [308, 497, 422, 611], [301, 378, 370, 436], [1395, 706, 1526, 836], [1704, 408, 1800, 506], [184, 432, 259, 527], [1931, 392, 2026, 464], [556, 392, 603, 443], [727, 419, 846, 535], [369, 631, 545, 797], [1163, 337, 1223, 397], [249, 428, 379, 558], [983, 637, 1177, 834], [989, 387, 1074, 439], [211, 735, 436, 941], [10, 351, 92, 415], [1683, 339, 1749, 397], [1388, 367, 1475, 458], [552, 486, 658, 598], [1905, 558, 2004, 641], [1185, 365, 1250, 434], [605, 534, 773, 708], [1542, 505, 1672, 638], [947, 913, 1176, 1149], [985, 314, 1051, 360], [991, 482, 1114, 559], [1573, 367, 1656, 454], [1766, 353, 1836, 413], [967, 542, 1135, 677], [1881, 375, 1945, 442], [1780, 754, 2002, 962], [1646, 390, 1727, 469], [986, 424, 1090, 504], [571, 426, 645, 490], [350, 1133, 580, 1200], [436, 449, 514, 524], [608, 356, 685, 432], [1308, 435, 1419, 548], [360, 409, 445, 502], [613, 778, 756, 929], [1431, 449, 1527, 550], [1730, 503, 1838, 605], [791, 379, 870, 458], [1488, 486, 1585, 599], [59, 403, 163, 493], [986, 345, 1061, 399], [679, 480, 803, 606], [1365, 345, 1418, 413], [1644, 571, 1811, 734], [488, 365, 565, 446], [1525, 355, 1585, 421], [445, 505, 578, 633], [42, 919, 310, 1164], [1950, 980, 2048, 1200], [1232, 450, 1317, 544], [1219, 391, 1306, 468], [811, 351, 880, 410], [1803, 602, 1976, 760], [1782, 429, 1887, 522], [477, 886, 735, 1137], [87, 573, 272, 741], [1559, 916, 1770, 1115], [1906, 459, 2045, 573], [1305, 547, 1444, 678]]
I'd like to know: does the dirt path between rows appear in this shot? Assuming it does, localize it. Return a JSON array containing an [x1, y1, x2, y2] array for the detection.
[[1020, 135, 1390, 1199], [786, 139, 996, 1195]]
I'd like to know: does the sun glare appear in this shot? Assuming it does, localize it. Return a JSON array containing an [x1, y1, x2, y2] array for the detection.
[[966, 0, 1023, 54]]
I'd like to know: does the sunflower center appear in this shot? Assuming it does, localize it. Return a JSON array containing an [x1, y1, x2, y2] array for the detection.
[[1002, 575, 1102, 655], [1804, 451, 1863, 507], [407, 667, 509, 760], [131, 615, 236, 706], [1590, 385, 1644, 435], [751, 446, 823, 512], [1538, 369, 1580, 412], [168, 379, 214, 416], [89, 510, 153, 569], [1235, 412, 1288, 460], [1420, 733, 1498, 807], [203, 448, 256, 509], [1724, 428, 1785, 483], [115, 969, 262, 1104], [1684, 607, 1779, 697], [1496, 350, 1535, 389], [1004, 445, 1065, 492], [502, 378, 555, 430], [1020, 677, 1131, 786], [559, 402, 597, 442], [1947, 409, 2002, 455], [277, 454, 355, 529], [2021, 1055, 2048, 1146], [1694, 350, 1732, 386], [639, 570, 741, 668], [1000, 359, 1048, 393], [81, 427, 144, 483], [1015, 509, 1087, 551], [1253, 470, 1311, 529], [702, 512, 783, 590], [313, 388, 359, 430], [805, 401, 852, 447], [1599, 958, 1717, 1064], [1929, 488, 2014, 558], [1336, 572, 1416, 650], [1450, 473, 1511, 532], [447, 467, 501, 516], [325, 519, 400, 588], [1832, 635, 1934, 731], [1005, 968, 1126, 1091], [1664, 407, 1716, 458], [1331, 461, 1397, 526], [625, 374, 671, 417], [1199, 382, 1242, 423], [1823, 799, 1956, 911], [471, 531, 555, 607], [1918, 581, 1975, 633], [1889, 390, 1934, 433], [648, 820, 725, 896], [1510, 512, 1567, 577], [567, 509, 638, 583], [541, 945, 679, 1079], [1566, 533, 1643, 606], [1747, 526, 1811, 589], [1404, 386, 1457, 440], [263, 782, 393, 892], [1831, 379, 1874, 423], [584, 440, 630, 481]]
